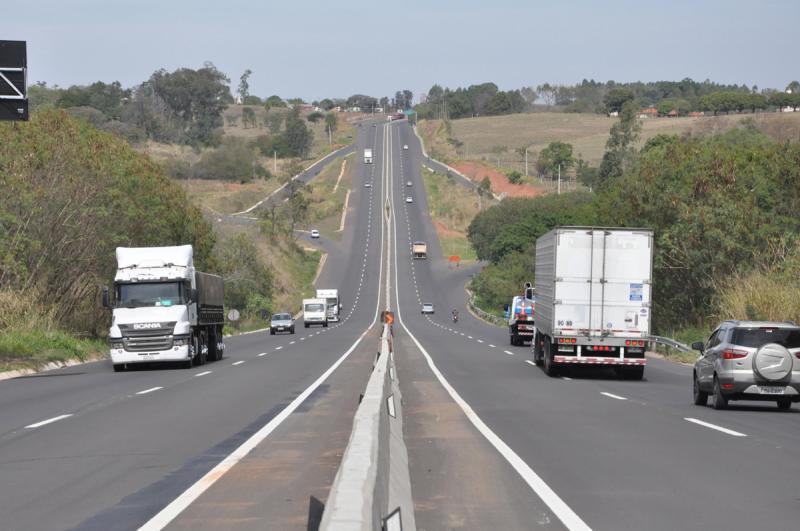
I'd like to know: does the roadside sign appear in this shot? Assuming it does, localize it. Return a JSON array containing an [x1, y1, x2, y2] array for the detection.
[[0, 40, 28, 121], [227, 309, 240, 321], [381, 310, 394, 325]]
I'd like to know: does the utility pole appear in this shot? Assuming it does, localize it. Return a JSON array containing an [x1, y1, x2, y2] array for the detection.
[[273, 150, 277, 174], [327, 124, 332, 146], [557, 164, 561, 195], [525, 148, 528, 177]]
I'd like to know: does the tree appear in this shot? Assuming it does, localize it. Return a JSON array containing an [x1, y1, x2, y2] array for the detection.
[[536, 83, 556, 107], [319, 98, 335, 110], [284, 109, 313, 157], [325, 112, 338, 132], [241, 107, 257, 128], [238, 69, 252, 103], [537, 141, 575, 178], [507, 170, 523, 184], [306, 111, 324, 123], [478, 176, 493, 197], [427, 84, 444, 104], [786, 81, 800, 94], [520, 86, 538, 108], [603, 88, 634, 114], [597, 100, 641, 188], [264, 95, 285, 109], [265, 110, 284, 134]]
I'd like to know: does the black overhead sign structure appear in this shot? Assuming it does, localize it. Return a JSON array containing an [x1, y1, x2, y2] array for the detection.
[[0, 40, 29, 121]]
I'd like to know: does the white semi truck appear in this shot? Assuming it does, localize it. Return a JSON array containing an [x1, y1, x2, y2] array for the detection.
[[316, 288, 342, 322], [303, 298, 328, 328], [363, 148, 373, 164], [532, 227, 654, 379], [103, 245, 225, 371]]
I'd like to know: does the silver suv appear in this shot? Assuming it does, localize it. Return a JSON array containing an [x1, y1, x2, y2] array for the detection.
[[692, 320, 800, 410]]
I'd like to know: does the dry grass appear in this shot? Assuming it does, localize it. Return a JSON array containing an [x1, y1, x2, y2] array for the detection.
[[305, 156, 353, 240], [421, 167, 497, 262], [177, 178, 283, 215], [425, 111, 800, 168], [714, 271, 800, 324]]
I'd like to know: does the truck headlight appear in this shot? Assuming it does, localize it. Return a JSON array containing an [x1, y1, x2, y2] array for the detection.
[[173, 337, 190, 346], [111, 341, 124, 349]]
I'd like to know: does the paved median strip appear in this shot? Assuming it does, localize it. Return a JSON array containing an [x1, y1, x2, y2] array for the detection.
[[25, 414, 73, 429], [136, 387, 163, 395], [684, 417, 747, 437], [600, 392, 627, 400]]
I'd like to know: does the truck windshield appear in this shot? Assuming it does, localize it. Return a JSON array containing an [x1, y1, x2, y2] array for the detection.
[[305, 304, 324, 312], [117, 282, 185, 308]]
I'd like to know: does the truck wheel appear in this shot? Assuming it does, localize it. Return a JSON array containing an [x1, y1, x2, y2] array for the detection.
[[533, 332, 543, 366], [543, 338, 559, 377], [509, 334, 516, 346], [777, 399, 792, 410], [113, 364, 125, 373], [270, 329, 275, 335], [207, 330, 219, 361], [304, 323, 309, 328], [192, 336, 205, 366], [711, 376, 728, 410], [323, 322, 328, 328], [693, 372, 708, 405]]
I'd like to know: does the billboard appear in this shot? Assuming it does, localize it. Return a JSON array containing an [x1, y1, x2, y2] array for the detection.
[[0, 40, 28, 121]]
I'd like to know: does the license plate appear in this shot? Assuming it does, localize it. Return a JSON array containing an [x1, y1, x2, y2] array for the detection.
[[758, 386, 785, 395], [277, 327, 284, 330]]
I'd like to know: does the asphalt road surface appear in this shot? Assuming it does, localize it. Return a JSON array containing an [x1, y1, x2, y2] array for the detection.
[[2, 119, 798, 531]]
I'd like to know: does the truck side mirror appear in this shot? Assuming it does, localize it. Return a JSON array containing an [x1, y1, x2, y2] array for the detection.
[[190, 288, 198, 302], [691, 341, 705, 352], [101, 286, 110, 309]]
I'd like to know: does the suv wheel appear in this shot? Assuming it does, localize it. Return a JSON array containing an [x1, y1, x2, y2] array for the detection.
[[777, 399, 792, 410], [712, 376, 728, 410], [693, 372, 708, 406]]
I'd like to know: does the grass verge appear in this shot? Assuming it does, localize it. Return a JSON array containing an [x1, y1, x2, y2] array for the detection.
[[305, 156, 352, 241], [0, 328, 106, 372]]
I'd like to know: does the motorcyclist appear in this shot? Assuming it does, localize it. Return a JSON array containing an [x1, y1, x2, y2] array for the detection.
[[451, 309, 459, 322]]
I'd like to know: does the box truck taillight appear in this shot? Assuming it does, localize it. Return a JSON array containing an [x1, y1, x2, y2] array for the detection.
[[589, 345, 614, 351], [625, 340, 646, 347], [557, 338, 577, 344], [722, 349, 747, 360]]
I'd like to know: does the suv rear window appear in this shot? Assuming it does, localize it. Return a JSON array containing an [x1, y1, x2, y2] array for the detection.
[[731, 327, 800, 349]]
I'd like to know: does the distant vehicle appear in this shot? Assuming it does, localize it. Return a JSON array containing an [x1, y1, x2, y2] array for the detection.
[[406, 181, 412, 187], [421, 303, 434, 314], [303, 298, 328, 328], [389, 113, 406, 121], [505, 283, 536, 346], [532, 227, 654, 379], [363, 148, 373, 164], [316, 288, 342, 322], [403, 144, 408, 150], [310, 229, 320, 238], [365, 182, 372, 188], [412, 241, 427, 259], [405, 196, 413, 203], [270, 313, 295, 335], [103, 245, 225, 371], [693, 320, 800, 410]]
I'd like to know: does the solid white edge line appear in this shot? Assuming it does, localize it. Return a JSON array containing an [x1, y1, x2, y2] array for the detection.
[[136, 387, 163, 395], [388, 141, 591, 531], [684, 417, 747, 437], [194, 371, 212, 377], [24, 413, 73, 429], [600, 392, 627, 401], [140, 124, 388, 531]]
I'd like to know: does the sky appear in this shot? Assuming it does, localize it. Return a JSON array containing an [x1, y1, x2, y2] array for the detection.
[[6, 0, 799, 102]]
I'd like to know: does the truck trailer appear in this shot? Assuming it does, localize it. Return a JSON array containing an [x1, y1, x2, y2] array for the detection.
[[316, 288, 342, 322], [103, 245, 225, 371], [532, 227, 653, 379], [363, 148, 373, 164]]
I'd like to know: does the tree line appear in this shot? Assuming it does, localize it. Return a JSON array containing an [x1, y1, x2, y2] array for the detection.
[[468, 113, 800, 333]]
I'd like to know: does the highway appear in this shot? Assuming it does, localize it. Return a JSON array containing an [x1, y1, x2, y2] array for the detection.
[[2, 119, 799, 531]]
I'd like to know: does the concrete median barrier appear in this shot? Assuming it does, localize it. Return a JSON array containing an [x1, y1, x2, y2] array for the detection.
[[319, 323, 416, 530]]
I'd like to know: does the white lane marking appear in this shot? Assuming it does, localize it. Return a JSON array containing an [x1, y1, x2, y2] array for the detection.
[[600, 392, 627, 400], [275, 346, 283, 350], [467, 335, 473, 339], [562, 376, 572, 381], [388, 162, 590, 531], [300, 337, 306, 341], [504, 350, 514, 356], [141, 130, 389, 531], [136, 387, 163, 395], [232, 361, 245, 366], [525, 360, 536, 366], [195, 371, 212, 377], [290, 341, 296, 345], [489, 344, 496, 348], [257, 352, 268, 357], [684, 417, 747, 437], [25, 414, 73, 429]]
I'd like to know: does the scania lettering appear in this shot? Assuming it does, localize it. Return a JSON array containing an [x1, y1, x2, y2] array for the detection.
[[102, 245, 225, 372], [532, 227, 654, 380]]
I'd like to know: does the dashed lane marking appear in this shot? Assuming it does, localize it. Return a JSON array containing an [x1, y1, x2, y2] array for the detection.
[[195, 371, 212, 376], [232, 361, 245, 366], [684, 417, 747, 437], [524, 360, 536, 366], [504, 350, 514, 356], [600, 392, 627, 400], [136, 387, 163, 395], [25, 414, 73, 429]]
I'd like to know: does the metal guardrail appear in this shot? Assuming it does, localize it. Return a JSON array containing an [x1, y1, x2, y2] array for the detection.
[[649, 335, 692, 352], [465, 289, 505, 328]]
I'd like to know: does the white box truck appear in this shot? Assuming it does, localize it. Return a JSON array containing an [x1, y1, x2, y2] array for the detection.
[[363, 148, 373, 164], [316, 289, 341, 322], [303, 298, 328, 328], [103, 245, 225, 371], [412, 241, 427, 259], [532, 227, 653, 379]]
